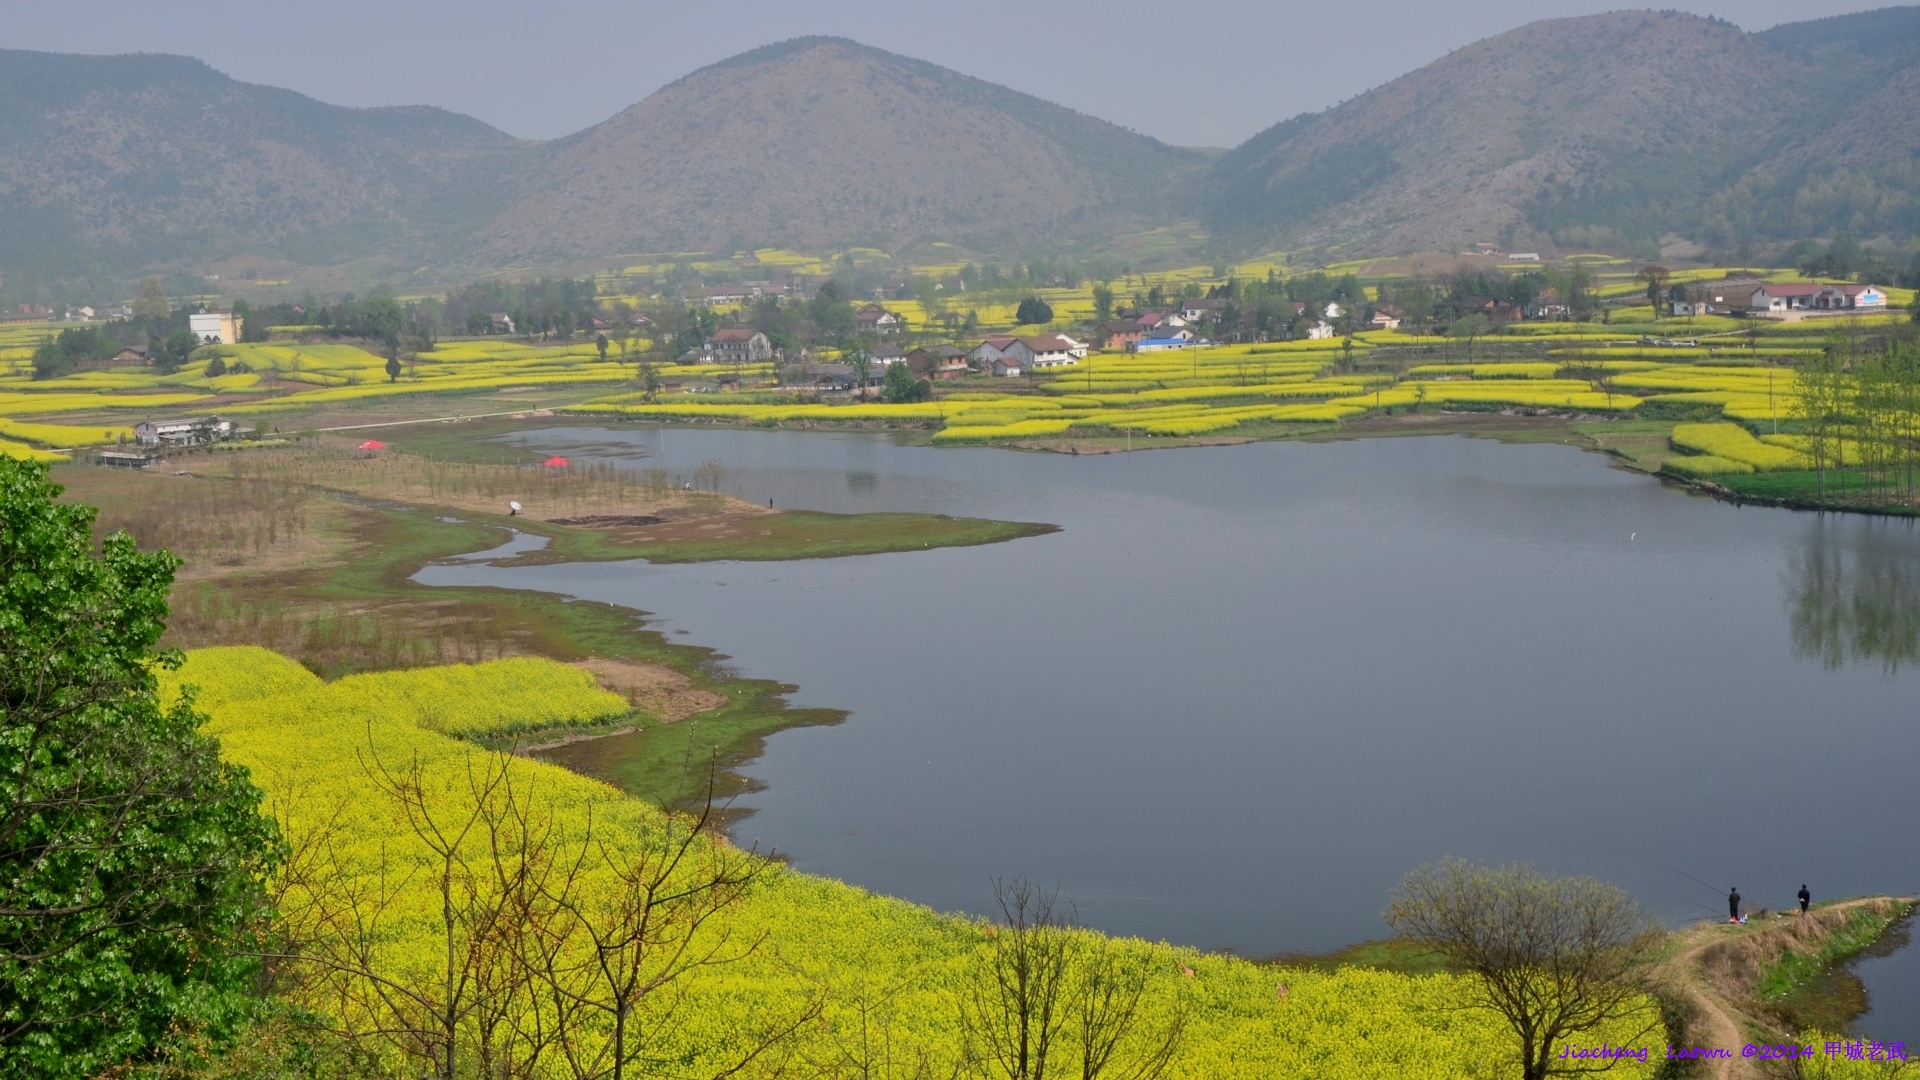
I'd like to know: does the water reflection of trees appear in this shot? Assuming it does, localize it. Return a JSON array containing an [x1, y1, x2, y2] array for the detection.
[[1786, 519, 1920, 673]]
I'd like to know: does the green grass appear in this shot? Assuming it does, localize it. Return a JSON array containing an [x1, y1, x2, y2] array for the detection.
[[452, 508, 1057, 565], [304, 508, 847, 808], [1715, 469, 1920, 514], [1757, 902, 1914, 1001]]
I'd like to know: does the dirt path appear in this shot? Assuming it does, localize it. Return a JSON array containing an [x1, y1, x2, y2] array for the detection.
[[1650, 896, 1913, 1080]]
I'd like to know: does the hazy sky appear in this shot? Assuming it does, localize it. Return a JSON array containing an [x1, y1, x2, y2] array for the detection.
[[4, 0, 1898, 147]]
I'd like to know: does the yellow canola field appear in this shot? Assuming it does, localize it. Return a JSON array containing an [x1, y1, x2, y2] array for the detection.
[[0, 417, 133, 448], [1669, 423, 1810, 471], [1334, 380, 1640, 412], [1407, 362, 1560, 379], [171, 647, 1661, 1080], [0, 436, 67, 461]]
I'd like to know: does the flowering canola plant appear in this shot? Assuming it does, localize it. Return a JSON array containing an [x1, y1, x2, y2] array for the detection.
[[168, 647, 1663, 1079]]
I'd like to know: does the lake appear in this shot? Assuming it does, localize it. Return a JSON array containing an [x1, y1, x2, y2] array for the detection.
[[417, 425, 1918, 1038]]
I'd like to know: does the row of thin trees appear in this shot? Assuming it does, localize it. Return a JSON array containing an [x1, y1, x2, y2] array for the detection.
[[1794, 336, 1920, 505], [265, 747, 1187, 1080]]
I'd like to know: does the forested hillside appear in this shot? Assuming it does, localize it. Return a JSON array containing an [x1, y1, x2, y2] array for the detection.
[[1202, 9, 1920, 257]]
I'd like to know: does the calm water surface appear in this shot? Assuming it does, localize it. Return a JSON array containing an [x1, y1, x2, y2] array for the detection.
[[418, 426, 1918, 1038]]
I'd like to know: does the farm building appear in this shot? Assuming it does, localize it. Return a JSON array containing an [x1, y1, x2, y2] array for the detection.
[[709, 328, 772, 363], [969, 335, 1020, 371], [1009, 333, 1087, 368], [906, 345, 970, 379], [856, 304, 904, 335], [1133, 331, 1199, 352], [1096, 321, 1145, 350], [870, 344, 908, 367], [189, 310, 243, 344], [487, 312, 517, 334], [133, 416, 237, 447], [991, 356, 1025, 377], [1748, 283, 1887, 312]]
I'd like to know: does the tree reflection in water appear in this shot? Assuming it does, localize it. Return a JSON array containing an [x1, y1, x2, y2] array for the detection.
[[1786, 518, 1920, 674]]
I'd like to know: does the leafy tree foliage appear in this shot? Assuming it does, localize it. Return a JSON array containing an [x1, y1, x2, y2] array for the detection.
[[881, 361, 930, 403], [0, 459, 281, 1080], [1385, 859, 1661, 1080], [1015, 297, 1054, 325]]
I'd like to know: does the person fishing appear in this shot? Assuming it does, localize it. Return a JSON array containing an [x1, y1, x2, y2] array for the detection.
[[1798, 884, 1811, 917], [1728, 887, 1742, 923]]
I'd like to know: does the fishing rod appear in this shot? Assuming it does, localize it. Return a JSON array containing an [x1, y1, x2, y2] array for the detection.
[[1656, 861, 1730, 898]]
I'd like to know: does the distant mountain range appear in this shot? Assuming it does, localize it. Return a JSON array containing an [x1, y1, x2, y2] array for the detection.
[[3, 9, 1919, 284], [1201, 7, 1920, 257]]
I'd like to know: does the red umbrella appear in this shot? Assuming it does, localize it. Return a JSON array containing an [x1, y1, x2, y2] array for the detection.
[[542, 455, 570, 467], [357, 440, 387, 451]]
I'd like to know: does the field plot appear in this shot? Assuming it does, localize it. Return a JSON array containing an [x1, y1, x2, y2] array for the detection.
[[169, 645, 1665, 1080]]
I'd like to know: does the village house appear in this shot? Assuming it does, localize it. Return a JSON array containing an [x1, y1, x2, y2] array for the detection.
[[798, 362, 859, 393], [626, 311, 655, 328], [1131, 328, 1198, 352], [695, 284, 752, 306], [1179, 298, 1230, 325], [1368, 304, 1404, 330], [1096, 321, 1145, 351], [1008, 333, 1087, 368], [1134, 311, 1188, 332], [991, 355, 1026, 377], [487, 312, 517, 334], [1304, 321, 1335, 340], [906, 345, 970, 379], [133, 416, 237, 447], [66, 306, 96, 321], [1748, 282, 1887, 313], [856, 304, 904, 335], [188, 310, 243, 344], [968, 335, 1020, 372], [709, 328, 772, 363], [870, 343, 908, 368]]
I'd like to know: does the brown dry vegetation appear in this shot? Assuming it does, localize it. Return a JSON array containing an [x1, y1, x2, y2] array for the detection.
[[222, 447, 764, 524], [52, 461, 724, 708]]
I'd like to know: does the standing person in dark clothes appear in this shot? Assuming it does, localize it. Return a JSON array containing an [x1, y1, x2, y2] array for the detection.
[[1729, 887, 1742, 923], [1798, 885, 1811, 916]]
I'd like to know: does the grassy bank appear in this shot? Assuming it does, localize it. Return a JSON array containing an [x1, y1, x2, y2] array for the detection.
[[1757, 901, 1915, 1033]]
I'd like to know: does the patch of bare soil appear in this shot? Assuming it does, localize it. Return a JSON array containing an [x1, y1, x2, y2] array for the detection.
[[573, 658, 728, 722]]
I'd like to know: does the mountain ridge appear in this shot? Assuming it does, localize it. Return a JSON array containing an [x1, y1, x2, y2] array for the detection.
[[5, 11, 1920, 286]]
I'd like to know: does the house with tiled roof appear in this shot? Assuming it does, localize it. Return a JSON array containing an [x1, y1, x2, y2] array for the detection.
[[856, 304, 903, 335], [710, 328, 772, 363]]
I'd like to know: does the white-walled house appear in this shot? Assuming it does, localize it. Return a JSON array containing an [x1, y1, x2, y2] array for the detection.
[[1007, 333, 1087, 368], [969, 336, 1020, 371], [1749, 283, 1888, 312], [189, 311, 243, 344], [1305, 321, 1335, 340]]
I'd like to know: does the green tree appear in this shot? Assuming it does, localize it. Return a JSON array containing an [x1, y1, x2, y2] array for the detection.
[[1637, 266, 1670, 320], [205, 354, 228, 378], [385, 341, 403, 383], [1385, 859, 1662, 1080], [1449, 313, 1493, 360], [881, 361, 930, 403], [595, 332, 609, 363], [1015, 297, 1054, 325], [0, 460, 281, 1080], [1092, 283, 1115, 323], [131, 277, 169, 322], [845, 343, 874, 400]]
